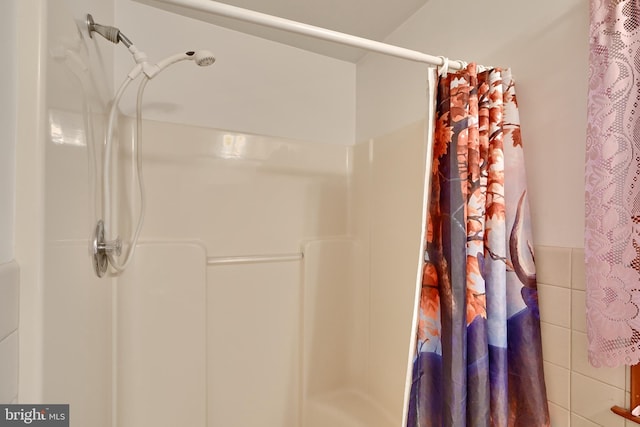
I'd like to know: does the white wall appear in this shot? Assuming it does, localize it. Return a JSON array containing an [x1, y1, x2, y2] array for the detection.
[[356, 0, 588, 249], [114, 0, 356, 145]]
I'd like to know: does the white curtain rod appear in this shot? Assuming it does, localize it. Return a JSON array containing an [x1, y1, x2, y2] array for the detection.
[[150, 0, 465, 70]]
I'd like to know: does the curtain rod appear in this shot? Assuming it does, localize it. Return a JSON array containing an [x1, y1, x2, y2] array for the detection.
[[148, 0, 465, 70]]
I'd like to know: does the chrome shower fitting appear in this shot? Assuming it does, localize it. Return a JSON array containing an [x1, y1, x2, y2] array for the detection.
[[86, 14, 133, 47], [92, 220, 122, 278]]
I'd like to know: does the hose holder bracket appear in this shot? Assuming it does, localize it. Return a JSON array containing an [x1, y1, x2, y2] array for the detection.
[[92, 220, 122, 278]]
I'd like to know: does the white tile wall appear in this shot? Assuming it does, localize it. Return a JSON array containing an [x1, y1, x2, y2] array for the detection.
[[571, 249, 586, 291], [571, 372, 625, 426], [549, 402, 570, 426], [536, 246, 572, 289], [0, 260, 19, 403], [536, 246, 630, 427], [571, 290, 587, 333], [544, 361, 570, 410], [570, 413, 601, 427], [541, 323, 571, 369], [571, 332, 625, 388], [538, 283, 571, 328]]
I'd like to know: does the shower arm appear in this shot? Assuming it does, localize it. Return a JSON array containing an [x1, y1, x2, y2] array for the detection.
[[87, 14, 133, 48], [87, 14, 150, 67]]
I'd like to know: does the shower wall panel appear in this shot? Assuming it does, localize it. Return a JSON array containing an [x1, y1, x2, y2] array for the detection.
[[302, 239, 363, 398], [0, 0, 18, 406], [14, 0, 115, 422], [117, 243, 207, 427], [366, 121, 428, 420], [320, 120, 428, 425], [116, 119, 351, 426], [0, 0, 16, 264], [119, 119, 350, 256], [42, 244, 110, 424], [207, 261, 302, 426], [0, 261, 19, 404]]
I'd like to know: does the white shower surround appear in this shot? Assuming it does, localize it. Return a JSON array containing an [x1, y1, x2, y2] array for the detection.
[[13, 0, 627, 426], [108, 116, 426, 426], [15, 0, 427, 425]]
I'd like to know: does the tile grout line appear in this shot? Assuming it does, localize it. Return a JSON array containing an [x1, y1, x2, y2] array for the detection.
[[569, 248, 575, 427], [569, 247, 573, 423]]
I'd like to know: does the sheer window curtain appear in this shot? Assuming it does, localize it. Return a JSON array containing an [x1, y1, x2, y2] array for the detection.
[[585, 0, 640, 368]]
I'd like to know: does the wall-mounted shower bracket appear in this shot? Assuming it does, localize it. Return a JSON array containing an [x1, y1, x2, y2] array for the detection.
[[92, 220, 122, 278], [86, 13, 133, 48]]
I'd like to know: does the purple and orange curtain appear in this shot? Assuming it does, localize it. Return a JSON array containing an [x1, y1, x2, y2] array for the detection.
[[407, 64, 549, 426]]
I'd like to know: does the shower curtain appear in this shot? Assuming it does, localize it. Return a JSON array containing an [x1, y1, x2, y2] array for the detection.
[[407, 64, 549, 426], [585, 0, 640, 368]]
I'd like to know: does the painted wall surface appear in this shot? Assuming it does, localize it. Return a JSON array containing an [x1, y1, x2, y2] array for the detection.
[[356, 0, 588, 249], [114, 0, 356, 145]]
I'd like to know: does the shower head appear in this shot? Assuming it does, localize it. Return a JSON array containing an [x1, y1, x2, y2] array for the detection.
[[145, 50, 216, 78], [86, 14, 216, 79], [192, 50, 216, 67]]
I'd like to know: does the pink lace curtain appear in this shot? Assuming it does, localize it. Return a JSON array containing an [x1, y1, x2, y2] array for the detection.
[[586, 0, 640, 367]]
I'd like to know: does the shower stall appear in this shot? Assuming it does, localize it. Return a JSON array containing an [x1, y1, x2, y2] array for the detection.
[[16, 0, 431, 426]]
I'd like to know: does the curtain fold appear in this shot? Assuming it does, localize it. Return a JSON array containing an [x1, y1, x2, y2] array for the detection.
[[407, 64, 549, 426], [585, 0, 640, 368]]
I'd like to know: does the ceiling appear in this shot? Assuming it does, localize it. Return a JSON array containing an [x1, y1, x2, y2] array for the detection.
[[138, 0, 429, 62]]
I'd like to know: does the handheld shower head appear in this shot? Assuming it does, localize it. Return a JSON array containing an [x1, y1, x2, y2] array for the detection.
[[191, 50, 216, 67], [144, 50, 216, 79]]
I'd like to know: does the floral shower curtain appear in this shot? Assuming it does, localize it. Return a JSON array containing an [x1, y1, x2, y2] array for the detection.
[[407, 64, 549, 426], [585, 0, 640, 368]]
